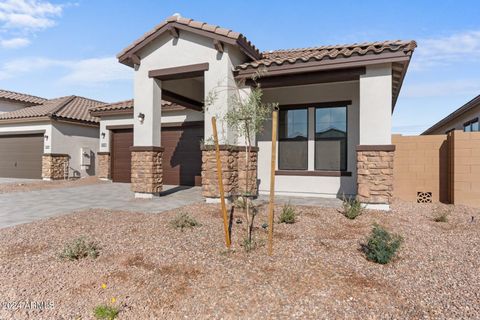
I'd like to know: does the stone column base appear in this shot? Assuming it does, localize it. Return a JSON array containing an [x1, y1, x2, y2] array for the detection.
[[42, 154, 70, 180], [201, 145, 258, 200], [130, 146, 163, 197], [356, 145, 395, 207], [97, 152, 111, 180]]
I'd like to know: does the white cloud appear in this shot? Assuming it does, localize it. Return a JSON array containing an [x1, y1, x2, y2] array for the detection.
[[402, 79, 480, 98], [0, 56, 132, 86], [61, 57, 132, 85], [0, 0, 62, 30], [0, 37, 30, 48], [412, 30, 480, 70]]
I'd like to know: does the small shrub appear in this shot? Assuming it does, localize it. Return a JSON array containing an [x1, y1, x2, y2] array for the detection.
[[362, 224, 403, 264], [59, 237, 99, 261], [341, 196, 364, 220], [279, 203, 296, 224], [93, 305, 119, 320], [170, 212, 199, 231], [433, 206, 451, 222]]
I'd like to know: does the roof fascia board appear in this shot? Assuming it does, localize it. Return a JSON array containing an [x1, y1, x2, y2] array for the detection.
[[90, 109, 134, 117], [119, 22, 250, 67], [0, 116, 51, 124], [236, 51, 411, 78]]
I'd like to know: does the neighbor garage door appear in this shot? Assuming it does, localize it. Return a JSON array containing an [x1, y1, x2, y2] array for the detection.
[[0, 134, 43, 179], [110, 123, 203, 186]]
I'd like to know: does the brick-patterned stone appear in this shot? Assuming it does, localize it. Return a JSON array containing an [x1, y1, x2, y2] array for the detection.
[[357, 149, 394, 204], [131, 148, 163, 194], [97, 152, 111, 180], [42, 154, 69, 180], [201, 145, 258, 199]]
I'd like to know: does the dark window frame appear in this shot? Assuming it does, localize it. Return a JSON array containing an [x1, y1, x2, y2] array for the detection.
[[278, 106, 309, 170], [277, 100, 351, 173], [314, 104, 348, 171], [463, 117, 479, 132], [463, 117, 480, 132]]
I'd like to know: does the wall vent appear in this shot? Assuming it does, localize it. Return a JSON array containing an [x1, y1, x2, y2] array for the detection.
[[417, 192, 432, 203]]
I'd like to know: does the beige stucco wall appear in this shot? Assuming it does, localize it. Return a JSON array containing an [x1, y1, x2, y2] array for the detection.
[[258, 81, 360, 197], [132, 30, 250, 147], [359, 64, 392, 144], [51, 122, 99, 178]]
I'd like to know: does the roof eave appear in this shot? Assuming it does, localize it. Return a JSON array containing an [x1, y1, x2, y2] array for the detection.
[[422, 95, 480, 135], [117, 21, 260, 68]]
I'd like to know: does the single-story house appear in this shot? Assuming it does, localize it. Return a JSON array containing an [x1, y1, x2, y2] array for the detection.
[[0, 94, 103, 179], [422, 94, 480, 135], [98, 14, 416, 209]]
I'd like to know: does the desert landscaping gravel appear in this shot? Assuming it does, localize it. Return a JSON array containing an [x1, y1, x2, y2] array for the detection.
[[0, 199, 478, 319], [0, 176, 104, 194]]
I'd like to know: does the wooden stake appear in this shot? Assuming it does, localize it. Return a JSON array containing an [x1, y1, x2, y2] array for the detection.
[[211, 117, 231, 248], [267, 110, 278, 256]]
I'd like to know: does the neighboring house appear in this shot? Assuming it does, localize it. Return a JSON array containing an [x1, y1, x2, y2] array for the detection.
[[422, 95, 480, 135], [0, 89, 47, 113], [97, 15, 415, 209], [0, 95, 103, 180]]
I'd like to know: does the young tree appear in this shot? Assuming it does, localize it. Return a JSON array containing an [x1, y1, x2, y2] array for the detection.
[[205, 73, 278, 244]]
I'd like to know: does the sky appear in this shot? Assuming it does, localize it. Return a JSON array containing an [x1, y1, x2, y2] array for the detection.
[[0, 0, 479, 135]]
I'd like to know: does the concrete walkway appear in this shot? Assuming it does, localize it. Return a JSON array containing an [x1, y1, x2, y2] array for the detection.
[[0, 183, 203, 229]]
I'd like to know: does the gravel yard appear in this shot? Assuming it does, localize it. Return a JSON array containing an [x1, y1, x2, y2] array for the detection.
[[0, 176, 104, 194], [0, 199, 478, 319]]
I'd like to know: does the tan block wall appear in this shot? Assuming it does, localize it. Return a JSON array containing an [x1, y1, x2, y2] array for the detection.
[[201, 146, 258, 198], [451, 131, 480, 208], [392, 134, 449, 203], [131, 149, 163, 194], [42, 154, 70, 180], [97, 153, 111, 180], [357, 150, 394, 204]]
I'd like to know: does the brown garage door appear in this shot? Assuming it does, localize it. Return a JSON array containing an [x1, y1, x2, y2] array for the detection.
[[110, 123, 203, 186], [111, 129, 133, 183], [162, 123, 203, 186], [0, 134, 43, 179]]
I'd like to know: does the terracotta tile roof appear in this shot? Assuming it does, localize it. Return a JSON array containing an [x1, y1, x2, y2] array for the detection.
[[236, 40, 417, 71], [0, 96, 104, 124], [0, 89, 47, 105], [89, 99, 184, 115], [117, 15, 261, 65]]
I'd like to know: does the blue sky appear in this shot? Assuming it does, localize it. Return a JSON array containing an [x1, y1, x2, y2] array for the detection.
[[0, 0, 479, 134]]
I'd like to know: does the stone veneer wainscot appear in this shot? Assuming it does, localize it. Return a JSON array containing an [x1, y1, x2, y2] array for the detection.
[[201, 145, 258, 199], [130, 147, 164, 195], [42, 154, 70, 180], [356, 145, 395, 204]]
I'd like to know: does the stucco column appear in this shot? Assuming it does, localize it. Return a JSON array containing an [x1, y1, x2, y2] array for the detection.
[[357, 64, 394, 210], [132, 76, 163, 198]]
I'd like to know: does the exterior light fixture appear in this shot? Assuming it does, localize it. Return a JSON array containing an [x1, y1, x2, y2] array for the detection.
[[44, 134, 48, 141], [101, 132, 106, 139], [138, 112, 145, 124]]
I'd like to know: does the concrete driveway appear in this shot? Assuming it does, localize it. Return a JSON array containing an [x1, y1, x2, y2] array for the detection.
[[0, 183, 203, 228]]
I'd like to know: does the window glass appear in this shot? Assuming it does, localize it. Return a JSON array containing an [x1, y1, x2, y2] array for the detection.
[[315, 106, 347, 171], [278, 108, 308, 170], [472, 121, 479, 132], [464, 124, 472, 132]]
